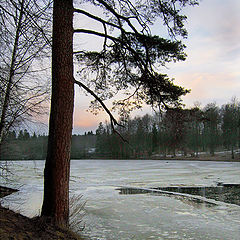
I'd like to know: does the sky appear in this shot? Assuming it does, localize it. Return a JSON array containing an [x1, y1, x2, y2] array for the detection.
[[167, 0, 240, 107], [43, 0, 240, 135]]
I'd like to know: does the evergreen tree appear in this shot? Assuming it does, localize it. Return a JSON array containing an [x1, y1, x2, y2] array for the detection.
[[185, 107, 203, 156], [42, 0, 199, 227], [203, 103, 220, 156], [221, 100, 239, 158], [152, 124, 158, 153]]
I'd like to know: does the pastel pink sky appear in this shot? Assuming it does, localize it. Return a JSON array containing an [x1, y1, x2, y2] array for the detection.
[[72, 0, 240, 134]]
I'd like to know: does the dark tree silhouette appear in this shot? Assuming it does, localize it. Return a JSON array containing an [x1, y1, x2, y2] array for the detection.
[[203, 103, 220, 156], [221, 99, 239, 159]]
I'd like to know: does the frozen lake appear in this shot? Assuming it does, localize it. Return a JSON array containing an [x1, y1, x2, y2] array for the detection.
[[1, 160, 240, 240]]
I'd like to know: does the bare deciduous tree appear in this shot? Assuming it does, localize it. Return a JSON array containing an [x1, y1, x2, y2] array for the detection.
[[0, 0, 52, 157]]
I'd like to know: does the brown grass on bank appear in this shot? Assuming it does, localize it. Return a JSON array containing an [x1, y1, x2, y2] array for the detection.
[[0, 204, 84, 240]]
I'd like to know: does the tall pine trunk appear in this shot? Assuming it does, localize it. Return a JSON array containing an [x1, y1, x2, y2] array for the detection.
[[41, 0, 74, 227]]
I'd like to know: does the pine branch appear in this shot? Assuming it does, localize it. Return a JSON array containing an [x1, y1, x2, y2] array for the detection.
[[96, 0, 139, 34], [74, 79, 129, 143], [74, 79, 122, 127], [73, 8, 121, 31], [74, 28, 119, 42]]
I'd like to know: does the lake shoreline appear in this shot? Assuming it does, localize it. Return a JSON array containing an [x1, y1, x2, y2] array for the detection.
[[0, 186, 84, 240], [151, 155, 240, 162], [1, 157, 240, 162], [1, 149, 240, 162]]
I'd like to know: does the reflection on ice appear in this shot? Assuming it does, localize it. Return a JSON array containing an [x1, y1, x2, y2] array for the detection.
[[0, 185, 18, 198], [117, 184, 240, 206], [156, 184, 240, 206], [117, 186, 218, 207]]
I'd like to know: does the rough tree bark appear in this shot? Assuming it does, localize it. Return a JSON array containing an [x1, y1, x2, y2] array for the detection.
[[41, 0, 74, 227]]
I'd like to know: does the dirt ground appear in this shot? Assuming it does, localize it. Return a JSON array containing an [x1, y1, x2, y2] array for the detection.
[[0, 204, 83, 240]]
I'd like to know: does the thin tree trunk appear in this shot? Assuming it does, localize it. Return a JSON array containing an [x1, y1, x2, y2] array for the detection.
[[0, 0, 25, 156], [41, 0, 74, 227], [231, 145, 234, 159]]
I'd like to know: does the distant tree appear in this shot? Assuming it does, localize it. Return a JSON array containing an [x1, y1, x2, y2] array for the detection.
[[162, 108, 189, 156], [135, 118, 145, 156], [18, 130, 24, 141], [221, 99, 239, 159], [32, 132, 37, 139], [203, 103, 220, 156], [0, 131, 17, 160], [7, 131, 17, 141], [96, 122, 107, 155], [42, 0, 199, 227], [152, 123, 158, 153], [71, 133, 96, 158], [1, 131, 48, 160], [185, 107, 203, 156]]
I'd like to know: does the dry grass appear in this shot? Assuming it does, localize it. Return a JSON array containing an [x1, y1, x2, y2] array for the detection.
[[0, 204, 85, 240], [69, 194, 86, 233], [0, 186, 87, 240]]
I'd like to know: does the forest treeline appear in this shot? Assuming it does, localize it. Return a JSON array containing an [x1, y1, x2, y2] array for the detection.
[[95, 101, 240, 159], [1, 100, 240, 160], [1, 131, 96, 160]]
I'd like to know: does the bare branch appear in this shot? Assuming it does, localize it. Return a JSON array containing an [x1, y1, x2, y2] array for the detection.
[[74, 79, 132, 143], [110, 118, 129, 144], [102, 22, 107, 51], [96, 0, 139, 34], [74, 28, 119, 42], [74, 79, 122, 127], [74, 8, 121, 31], [74, 29, 148, 73]]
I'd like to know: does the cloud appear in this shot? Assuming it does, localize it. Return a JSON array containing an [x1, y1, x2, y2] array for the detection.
[[186, 0, 240, 60], [174, 71, 240, 107], [162, 0, 240, 108]]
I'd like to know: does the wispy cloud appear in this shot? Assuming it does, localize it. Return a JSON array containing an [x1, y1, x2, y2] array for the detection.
[[164, 0, 240, 107]]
